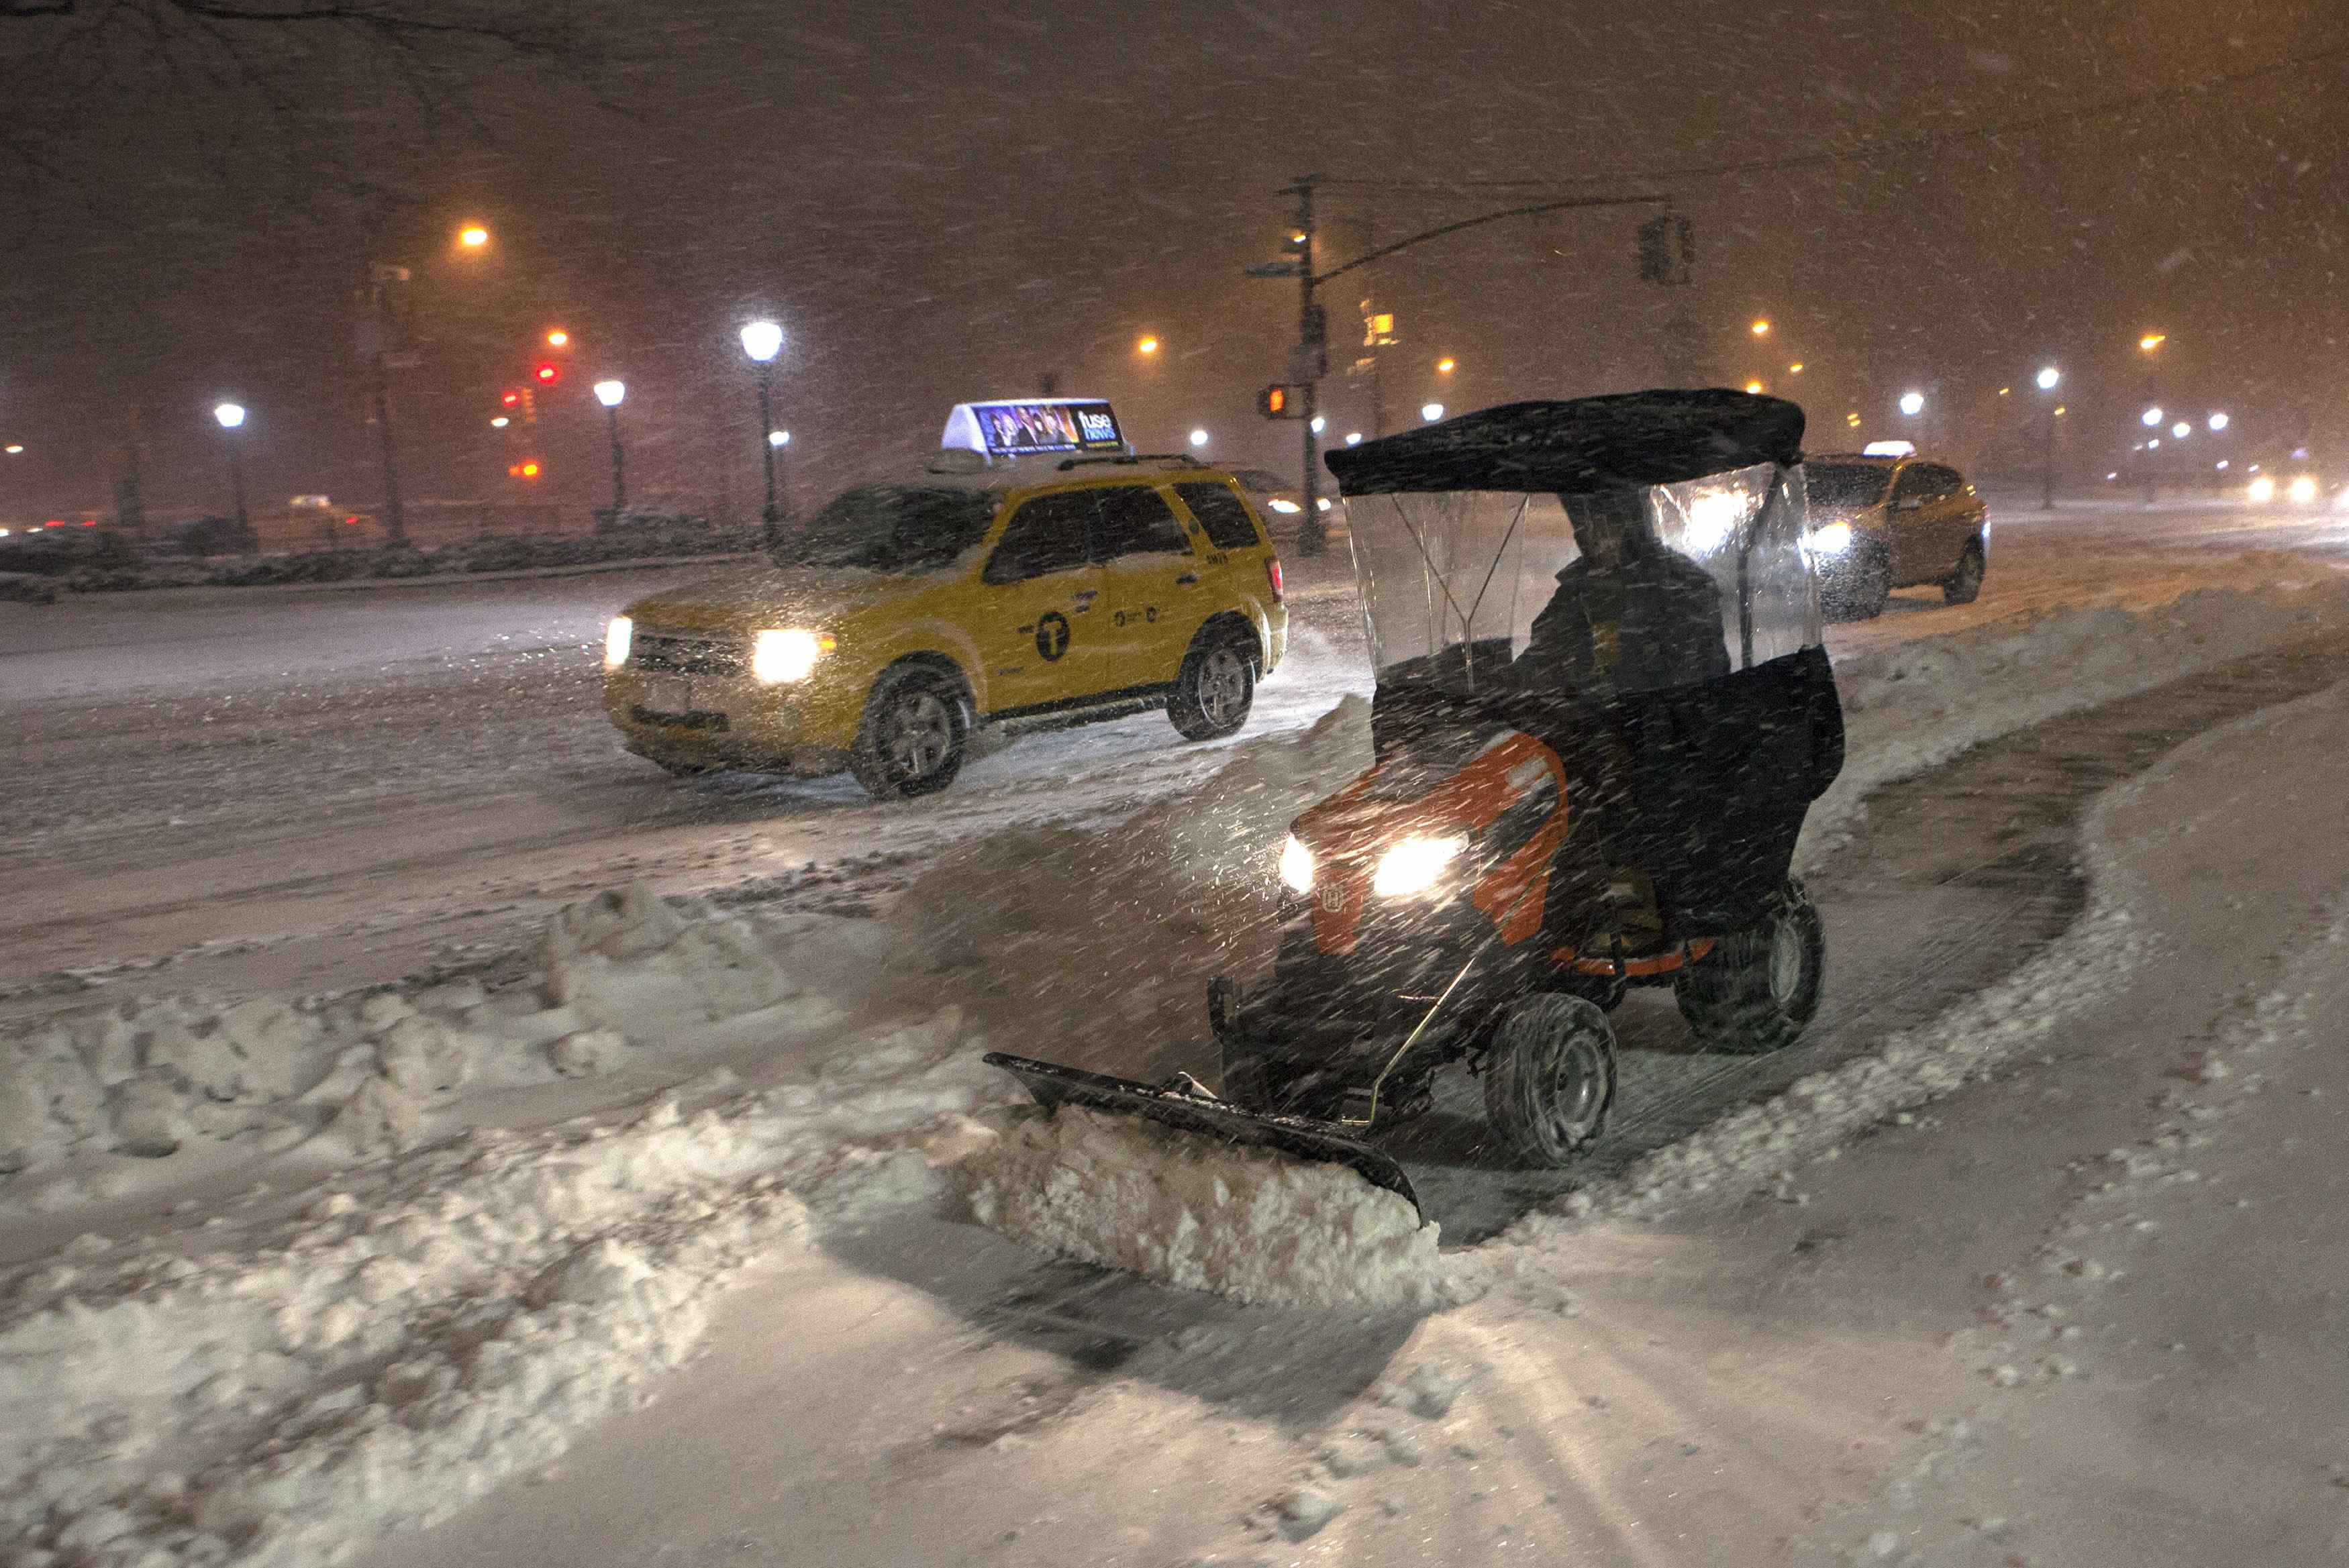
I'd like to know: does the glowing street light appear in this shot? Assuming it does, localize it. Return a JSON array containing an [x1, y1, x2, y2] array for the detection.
[[490, 416, 509, 429], [1188, 427, 1209, 448], [1744, 380, 1765, 395], [591, 380, 628, 511], [1436, 357, 1457, 374], [457, 224, 490, 249], [1309, 415, 1326, 433], [2034, 368, 2062, 510], [2171, 421, 2191, 440], [1788, 362, 1805, 374], [2139, 333, 2166, 352], [1898, 391, 1925, 417], [740, 321, 786, 541], [740, 321, 783, 363], [2207, 411, 2230, 432], [1420, 403, 1444, 422], [210, 401, 250, 539], [1750, 319, 1770, 336], [1136, 335, 1159, 356], [2142, 406, 2164, 427], [546, 329, 570, 348], [3, 444, 21, 455], [1344, 431, 1363, 446], [768, 429, 790, 448]]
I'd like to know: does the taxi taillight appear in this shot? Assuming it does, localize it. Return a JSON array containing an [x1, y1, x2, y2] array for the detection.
[[1266, 556, 1285, 603]]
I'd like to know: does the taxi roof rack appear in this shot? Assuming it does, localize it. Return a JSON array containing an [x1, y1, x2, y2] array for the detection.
[[1056, 453, 1208, 471]]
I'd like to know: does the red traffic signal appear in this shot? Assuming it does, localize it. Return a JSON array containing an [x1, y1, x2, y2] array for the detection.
[[500, 388, 523, 408], [533, 362, 561, 385], [1260, 384, 1305, 420]]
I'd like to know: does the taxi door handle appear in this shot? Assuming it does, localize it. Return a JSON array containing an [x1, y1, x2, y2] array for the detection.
[[1174, 572, 1199, 586]]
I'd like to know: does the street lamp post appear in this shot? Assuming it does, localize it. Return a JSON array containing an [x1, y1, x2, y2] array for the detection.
[[364, 262, 412, 547], [212, 402, 251, 544], [768, 428, 791, 521], [593, 380, 627, 513], [2138, 334, 2166, 504], [740, 321, 784, 547], [2035, 366, 2060, 511]]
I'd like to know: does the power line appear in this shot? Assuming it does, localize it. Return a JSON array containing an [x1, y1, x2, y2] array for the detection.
[[1317, 37, 2349, 198]]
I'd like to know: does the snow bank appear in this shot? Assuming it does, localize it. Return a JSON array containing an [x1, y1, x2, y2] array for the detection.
[[1805, 576, 2349, 862], [0, 1003, 999, 1567], [0, 885, 866, 1189], [964, 1104, 1444, 1311]]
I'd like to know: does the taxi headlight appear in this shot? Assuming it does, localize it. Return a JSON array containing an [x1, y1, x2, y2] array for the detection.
[[1372, 833, 1468, 898], [603, 615, 632, 668], [2287, 475, 2319, 506], [750, 627, 833, 684], [1278, 833, 1316, 894], [2247, 475, 2277, 503], [1809, 520, 1854, 556]]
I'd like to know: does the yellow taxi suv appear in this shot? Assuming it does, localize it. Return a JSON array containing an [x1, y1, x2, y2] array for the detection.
[[602, 456, 1288, 799]]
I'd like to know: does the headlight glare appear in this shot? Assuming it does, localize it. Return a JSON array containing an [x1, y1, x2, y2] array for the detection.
[[1266, 498, 1302, 514], [1809, 520, 1853, 555], [1371, 833, 1468, 898], [1278, 833, 1316, 894], [603, 616, 632, 668], [750, 627, 832, 684]]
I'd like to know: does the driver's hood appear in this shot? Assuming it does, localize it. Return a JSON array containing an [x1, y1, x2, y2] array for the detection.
[[620, 562, 931, 632]]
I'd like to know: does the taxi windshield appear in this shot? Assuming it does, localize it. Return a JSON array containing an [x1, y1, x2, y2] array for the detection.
[[777, 486, 1000, 573], [1804, 462, 1894, 511]]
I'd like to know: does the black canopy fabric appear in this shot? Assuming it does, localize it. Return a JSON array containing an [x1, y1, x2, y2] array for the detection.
[[1323, 390, 1806, 496]]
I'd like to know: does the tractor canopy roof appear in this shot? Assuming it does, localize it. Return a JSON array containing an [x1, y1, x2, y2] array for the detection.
[[1324, 390, 1805, 496]]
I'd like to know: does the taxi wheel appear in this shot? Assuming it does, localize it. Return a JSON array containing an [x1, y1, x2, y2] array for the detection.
[[1168, 630, 1256, 741], [1943, 538, 1986, 605], [1824, 544, 1890, 621], [850, 666, 968, 800]]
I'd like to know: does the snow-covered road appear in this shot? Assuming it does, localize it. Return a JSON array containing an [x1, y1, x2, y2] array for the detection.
[[1, 495, 2342, 1022]]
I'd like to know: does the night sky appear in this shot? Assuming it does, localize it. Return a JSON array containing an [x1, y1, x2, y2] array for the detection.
[[3, 0, 2346, 523]]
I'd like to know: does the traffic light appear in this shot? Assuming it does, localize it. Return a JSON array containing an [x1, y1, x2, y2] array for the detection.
[[534, 362, 561, 386], [1260, 384, 1311, 420], [500, 388, 523, 409], [508, 460, 543, 480]]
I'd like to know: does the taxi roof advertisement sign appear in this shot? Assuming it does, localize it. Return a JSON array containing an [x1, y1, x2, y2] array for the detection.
[[943, 399, 1125, 458]]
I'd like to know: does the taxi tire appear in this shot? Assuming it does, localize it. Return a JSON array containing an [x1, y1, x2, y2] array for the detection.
[[1942, 537, 1986, 605], [1823, 542, 1891, 622], [1168, 627, 1257, 742], [850, 664, 970, 800]]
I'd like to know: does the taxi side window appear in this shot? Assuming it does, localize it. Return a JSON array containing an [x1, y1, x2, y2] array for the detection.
[[983, 492, 1095, 583], [1891, 467, 1934, 507], [1921, 464, 1964, 500], [1091, 485, 1193, 562], [1173, 482, 1264, 551]]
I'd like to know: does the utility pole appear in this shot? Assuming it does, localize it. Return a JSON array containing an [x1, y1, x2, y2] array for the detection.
[[1293, 176, 1325, 555], [365, 262, 411, 547]]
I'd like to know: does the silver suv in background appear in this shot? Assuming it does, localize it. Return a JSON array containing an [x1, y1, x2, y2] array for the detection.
[[1805, 454, 1988, 620]]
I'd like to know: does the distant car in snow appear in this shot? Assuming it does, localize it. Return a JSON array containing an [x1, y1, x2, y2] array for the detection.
[[1230, 468, 1344, 540], [1803, 454, 1987, 620]]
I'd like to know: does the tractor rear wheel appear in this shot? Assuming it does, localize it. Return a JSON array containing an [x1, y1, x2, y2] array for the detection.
[[1672, 878, 1825, 1054]]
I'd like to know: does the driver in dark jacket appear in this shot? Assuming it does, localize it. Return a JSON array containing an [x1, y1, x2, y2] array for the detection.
[[1511, 488, 1729, 700]]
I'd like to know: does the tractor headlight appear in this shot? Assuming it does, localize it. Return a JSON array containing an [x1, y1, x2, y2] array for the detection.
[[603, 615, 632, 668], [1278, 833, 1316, 894], [1809, 520, 1854, 556], [1372, 833, 1468, 898], [750, 627, 834, 684]]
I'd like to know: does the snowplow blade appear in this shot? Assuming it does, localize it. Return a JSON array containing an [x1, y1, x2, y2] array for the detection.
[[981, 1051, 1424, 1220]]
